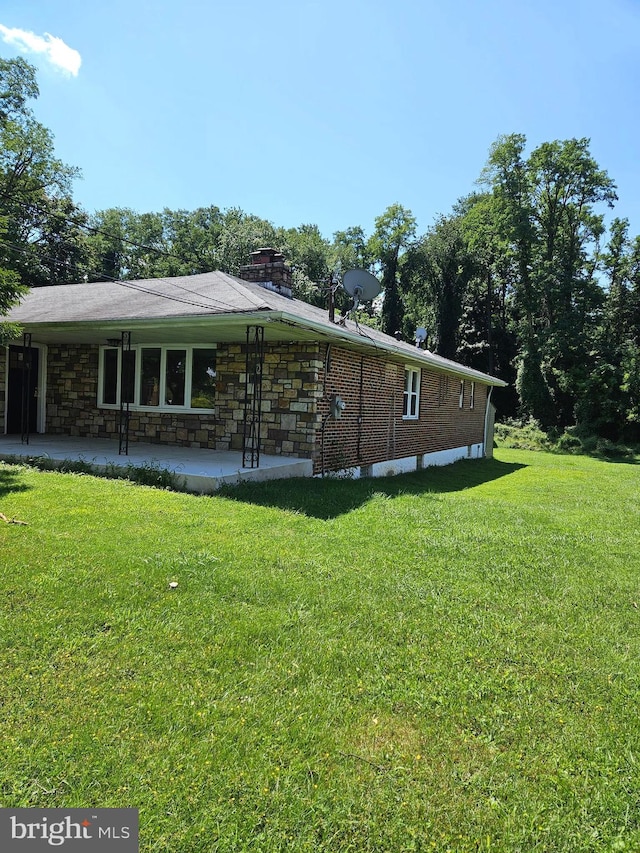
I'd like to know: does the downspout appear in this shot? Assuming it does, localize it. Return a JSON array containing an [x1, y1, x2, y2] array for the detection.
[[483, 385, 494, 458], [356, 355, 364, 462], [320, 411, 332, 478]]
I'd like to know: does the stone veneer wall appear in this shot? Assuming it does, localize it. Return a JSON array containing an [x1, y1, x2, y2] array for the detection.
[[43, 342, 323, 458], [215, 342, 322, 457]]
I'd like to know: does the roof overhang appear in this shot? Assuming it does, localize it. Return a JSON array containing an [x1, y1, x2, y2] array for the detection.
[[13, 310, 507, 387]]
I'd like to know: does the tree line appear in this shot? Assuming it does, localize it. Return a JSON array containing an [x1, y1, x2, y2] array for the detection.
[[1, 57, 638, 441]]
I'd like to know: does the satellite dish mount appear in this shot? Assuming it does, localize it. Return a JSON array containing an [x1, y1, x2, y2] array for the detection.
[[342, 269, 382, 315]]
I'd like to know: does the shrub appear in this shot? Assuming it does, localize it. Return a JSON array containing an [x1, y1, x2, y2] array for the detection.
[[494, 418, 552, 451]]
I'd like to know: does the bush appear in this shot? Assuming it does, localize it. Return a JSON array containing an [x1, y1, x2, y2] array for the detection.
[[494, 418, 552, 451], [594, 438, 634, 460], [556, 431, 582, 452], [495, 420, 638, 460]]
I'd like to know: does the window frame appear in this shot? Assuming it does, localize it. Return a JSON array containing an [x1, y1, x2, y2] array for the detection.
[[403, 366, 421, 420], [470, 381, 475, 409], [459, 379, 465, 409], [98, 343, 217, 412]]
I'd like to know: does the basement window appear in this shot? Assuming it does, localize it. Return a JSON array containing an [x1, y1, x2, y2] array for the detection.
[[99, 345, 217, 411], [403, 367, 420, 419]]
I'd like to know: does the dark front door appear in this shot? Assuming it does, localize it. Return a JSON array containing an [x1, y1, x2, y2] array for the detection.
[[6, 345, 39, 434]]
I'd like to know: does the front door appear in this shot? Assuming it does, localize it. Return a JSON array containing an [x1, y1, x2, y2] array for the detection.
[[6, 345, 40, 434]]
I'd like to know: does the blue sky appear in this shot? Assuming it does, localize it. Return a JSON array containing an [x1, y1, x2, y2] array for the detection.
[[1, 0, 640, 240]]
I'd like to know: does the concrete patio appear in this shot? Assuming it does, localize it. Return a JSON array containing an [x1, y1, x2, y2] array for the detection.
[[0, 434, 313, 493]]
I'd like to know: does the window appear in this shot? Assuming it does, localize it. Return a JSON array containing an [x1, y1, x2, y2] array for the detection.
[[459, 380, 464, 409], [99, 345, 217, 410], [140, 348, 161, 406], [191, 348, 217, 408], [122, 350, 136, 403], [165, 349, 186, 406], [438, 375, 449, 406], [403, 367, 420, 419], [102, 348, 118, 405], [470, 381, 475, 409]]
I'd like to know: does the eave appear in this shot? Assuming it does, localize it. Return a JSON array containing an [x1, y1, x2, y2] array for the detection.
[[14, 309, 507, 388]]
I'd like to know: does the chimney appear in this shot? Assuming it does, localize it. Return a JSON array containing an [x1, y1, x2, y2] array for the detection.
[[237, 248, 293, 298]]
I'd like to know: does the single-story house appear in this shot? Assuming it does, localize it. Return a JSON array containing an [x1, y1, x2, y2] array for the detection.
[[1, 249, 506, 482]]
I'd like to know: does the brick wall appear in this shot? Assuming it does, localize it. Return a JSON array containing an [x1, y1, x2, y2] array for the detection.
[[315, 344, 487, 474]]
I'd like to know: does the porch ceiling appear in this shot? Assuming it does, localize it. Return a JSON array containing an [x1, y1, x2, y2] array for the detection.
[[17, 313, 325, 347]]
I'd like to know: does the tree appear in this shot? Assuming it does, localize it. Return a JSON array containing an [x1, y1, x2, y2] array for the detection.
[[160, 206, 222, 275], [368, 203, 416, 337], [406, 214, 473, 360], [479, 134, 617, 428], [276, 223, 331, 305], [0, 229, 27, 342], [326, 226, 374, 317], [216, 208, 277, 274], [578, 218, 640, 440], [0, 57, 38, 127], [0, 57, 88, 288], [0, 60, 33, 336]]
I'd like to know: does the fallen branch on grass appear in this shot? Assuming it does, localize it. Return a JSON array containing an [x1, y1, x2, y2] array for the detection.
[[338, 751, 388, 773], [0, 512, 27, 525]]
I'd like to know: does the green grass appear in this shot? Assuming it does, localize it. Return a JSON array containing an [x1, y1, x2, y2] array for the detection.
[[1, 449, 639, 852]]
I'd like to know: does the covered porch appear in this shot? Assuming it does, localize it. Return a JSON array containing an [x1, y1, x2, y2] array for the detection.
[[0, 434, 313, 493]]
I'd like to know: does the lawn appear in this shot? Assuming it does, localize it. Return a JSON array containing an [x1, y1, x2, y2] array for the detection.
[[0, 449, 639, 852]]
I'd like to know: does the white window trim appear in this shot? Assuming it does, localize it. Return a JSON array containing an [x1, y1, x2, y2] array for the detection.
[[98, 343, 217, 412], [470, 381, 475, 409], [403, 366, 420, 420], [459, 380, 464, 409]]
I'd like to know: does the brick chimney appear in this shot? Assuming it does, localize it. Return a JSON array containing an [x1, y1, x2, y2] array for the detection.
[[237, 248, 293, 298]]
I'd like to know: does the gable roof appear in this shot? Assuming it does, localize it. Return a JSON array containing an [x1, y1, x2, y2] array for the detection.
[[8, 272, 507, 387]]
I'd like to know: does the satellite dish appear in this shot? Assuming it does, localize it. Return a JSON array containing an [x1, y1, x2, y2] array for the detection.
[[415, 327, 427, 347], [342, 269, 382, 310]]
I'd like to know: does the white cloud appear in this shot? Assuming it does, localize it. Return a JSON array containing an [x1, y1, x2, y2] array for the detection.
[[0, 24, 81, 76]]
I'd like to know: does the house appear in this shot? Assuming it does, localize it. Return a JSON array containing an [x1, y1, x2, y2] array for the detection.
[[1, 249, 506, 483]]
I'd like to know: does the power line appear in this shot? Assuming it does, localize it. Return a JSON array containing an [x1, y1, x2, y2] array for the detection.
[[6, 198, 357, 314], [2, 202, 365, 319], [4, 199, 276, 312], [9, 196, 210, 270], [0, 238, 264, 315]]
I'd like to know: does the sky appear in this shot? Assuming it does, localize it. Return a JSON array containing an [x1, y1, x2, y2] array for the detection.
[[1, 0, 640, 240]]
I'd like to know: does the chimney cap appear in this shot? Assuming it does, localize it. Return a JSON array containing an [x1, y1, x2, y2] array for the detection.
[[250, 247, 284, 265]]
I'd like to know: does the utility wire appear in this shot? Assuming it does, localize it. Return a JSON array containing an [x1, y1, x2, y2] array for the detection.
[[9, 196, 209, 269], [0, 238, 265, 315], [4, 200, 275, 312], [3, 201, 372, 320], [8, 197, 346, 302]]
